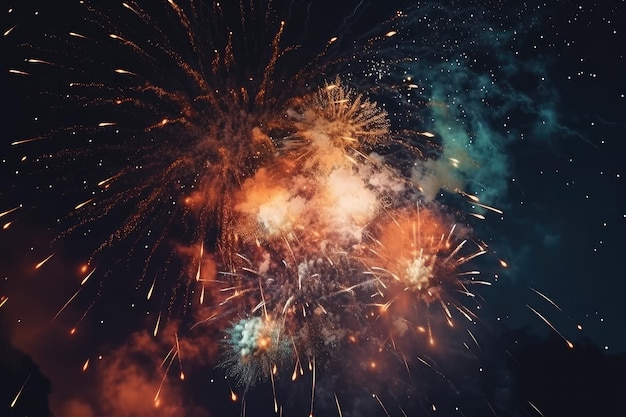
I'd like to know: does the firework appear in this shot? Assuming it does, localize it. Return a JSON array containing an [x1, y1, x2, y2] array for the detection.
[[3, 0, 558, 415]]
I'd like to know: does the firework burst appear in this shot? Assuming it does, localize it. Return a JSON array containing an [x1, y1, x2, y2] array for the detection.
[[1, 0, 552, 415]]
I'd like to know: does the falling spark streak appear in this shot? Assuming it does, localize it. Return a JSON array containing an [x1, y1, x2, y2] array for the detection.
[[4, 25, 17, 37], [154, 310, 162, 337], [35, 253, 55, 269], [196, 242, 204, 282], [385, 30, 397, 37], [458, 191, 479, 205], [486, 401, 498, 417], [114, 68, 136, 75], [97, 122, 117, 127], [82, 358, 90, 372], [8, 69, 29, 75], [259, 278, 268, 319], [98, 174, 120, 187], [334, 393, 343, 417], [160, 346, 176, 368], [10, 374, 31, 408], [189, 312, 218, 330], [463, 280, 492, 286], [526, 304, 574, 348], [0, 296, 8, 309], [175, 333, 185, 380], [270, 364, 278, 413], [454, 305, 475, 322], [12, 137, 43, 145], [74, 198, 94, 210], [26, 58, 53, 65], [147, 275, 157, 300], [456, 249, 487, 265], [53, 287, 83, 321], [529, 286, 563, 312], [155, 352, 177, 405], [121, 2, 141, 16], [468, 212, 485, 220], [457, 270, 481, 276], [3, 221, 11, 229], [309, 356, 316, 417], [472, 201, 504, 214], [373, 394, 390, 417], [527, 400, 546, 417], [445, 240, 466, 262], [0, 205, 20, 218], [69, 32, 89, 39], [467, 329, 481, 350]]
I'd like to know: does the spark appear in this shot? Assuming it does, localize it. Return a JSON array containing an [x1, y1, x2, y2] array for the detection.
[[74, 198, 94, 210], [35, 253, 55, 270], [527, 400, 546, 417], [53, 288, 83, 321], [69, 32, 89, 39], [154, 309, 162, 337], [0, 296, 8, 309], [527, 304, 574, 348], [309, 356, 316, 417], [4, 25, 17, 37], [467, 329, 481, 350], [114, 68, 136, 75], [8, 69, 29, 75], [373, 393, 390, 417], [457, 189, 480, 202], [11, 137, 42, 145], [147, 275, 157, 300], [334, 393, 343, 417], [529, 286, 563, 312], [175, 333, 185, 380], [26, 58, 53, 65], [10, 374, 31, 408], [472, 201, 504, 214], [0, 206, 20, 218], [98, 174, 120, 187], [82, 358, 90, 372]]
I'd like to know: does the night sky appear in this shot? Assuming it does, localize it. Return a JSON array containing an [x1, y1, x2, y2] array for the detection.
[[1, 1, 625, 417]]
